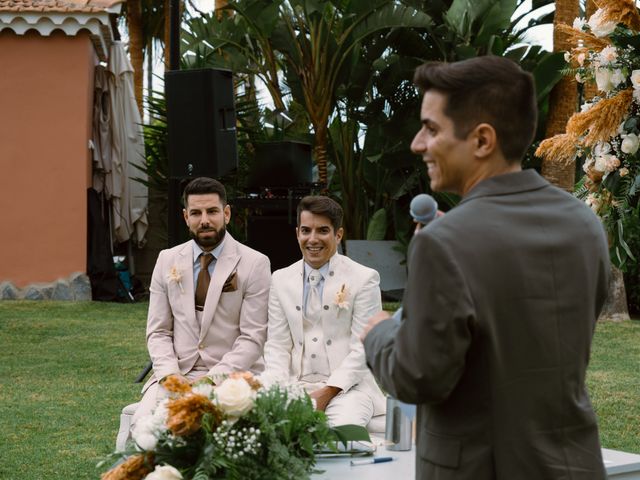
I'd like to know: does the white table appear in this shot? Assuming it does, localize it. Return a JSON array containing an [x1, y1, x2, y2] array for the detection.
[[313, 446, 640, 479]]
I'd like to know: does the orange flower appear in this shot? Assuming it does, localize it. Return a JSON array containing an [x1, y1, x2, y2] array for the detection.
[[101, 453, 154, 480], [229, 371, 262, 391], [161, 375, 192, 395], [166, 393, 219, 436]]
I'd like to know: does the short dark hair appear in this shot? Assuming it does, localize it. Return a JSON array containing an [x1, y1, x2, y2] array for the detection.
[[182, 177, 227, 207], [413, 55, 537, 163], [296, 196, 343, 232]]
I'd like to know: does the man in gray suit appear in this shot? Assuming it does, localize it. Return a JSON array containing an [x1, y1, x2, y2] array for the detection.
[[361, 56, 611, 479]]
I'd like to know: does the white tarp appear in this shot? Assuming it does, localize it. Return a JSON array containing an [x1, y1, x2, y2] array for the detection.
[[93, 40, 148, 247]]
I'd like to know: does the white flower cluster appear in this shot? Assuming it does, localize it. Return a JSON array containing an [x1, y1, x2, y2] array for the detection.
[[212, 421, 262, 460], [257, 372, 308, 405], [131, 399, 169, 451]]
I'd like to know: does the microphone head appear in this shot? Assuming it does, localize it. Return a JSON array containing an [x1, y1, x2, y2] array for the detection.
[[410, 194, 438, 224]]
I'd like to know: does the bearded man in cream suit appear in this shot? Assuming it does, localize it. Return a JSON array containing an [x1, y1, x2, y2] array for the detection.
[[132, 177, 271, 428], [263, 196, 385, 427]]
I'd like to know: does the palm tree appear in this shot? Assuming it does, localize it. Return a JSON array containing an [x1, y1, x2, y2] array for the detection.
[[126, 0, 145, 114], [540, 0, 579, 192]]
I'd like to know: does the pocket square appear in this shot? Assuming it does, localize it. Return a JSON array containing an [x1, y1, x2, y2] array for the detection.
[[222, 271, 238, 292]]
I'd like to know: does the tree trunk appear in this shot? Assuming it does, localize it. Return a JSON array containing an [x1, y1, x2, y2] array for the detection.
[[598, 266, 631, 322], [127, 0, 145, 115], [581, 0, 599, 102], [540, 0, 579, 192], [164, 0, 171, 68], [313, 124, 329, 187]]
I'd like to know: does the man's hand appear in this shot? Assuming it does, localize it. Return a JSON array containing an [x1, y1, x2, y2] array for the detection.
[[309, 386, 342, 411], [360, 310, 392, 342]]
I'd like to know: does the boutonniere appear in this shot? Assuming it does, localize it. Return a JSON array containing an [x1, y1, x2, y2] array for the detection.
[[167, 266, 184, 293], [334, 284, 350, 310]]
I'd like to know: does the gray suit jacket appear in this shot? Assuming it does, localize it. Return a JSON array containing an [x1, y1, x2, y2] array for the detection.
[[365, 170, 610, 479], [143, 233, 271, 393]]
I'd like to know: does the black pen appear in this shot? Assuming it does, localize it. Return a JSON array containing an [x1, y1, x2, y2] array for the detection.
[[350, 456, 396, 466]]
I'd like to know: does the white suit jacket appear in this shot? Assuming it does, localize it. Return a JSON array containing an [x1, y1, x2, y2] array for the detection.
[[264, 253, 385, 414], [143, 233, 271, 393]]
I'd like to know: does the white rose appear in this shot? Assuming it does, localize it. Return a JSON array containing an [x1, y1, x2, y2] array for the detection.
[[594, 155, 608, 172], [598, 46, 617, 65], [588, 9, 617, 37], [634, 88, 640, 103], [145, 465, 183, 480], [594, 142, 611, 156], [583, 157, 595, 174], [595, 68, 614, 93], [621, 133, 640, 154], [214, 377, 255, 417]]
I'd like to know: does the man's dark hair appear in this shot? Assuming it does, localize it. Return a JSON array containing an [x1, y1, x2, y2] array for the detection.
[[413, 55, 537, 163], [297, 196, 343, 232], [182, 177, 227, 207]]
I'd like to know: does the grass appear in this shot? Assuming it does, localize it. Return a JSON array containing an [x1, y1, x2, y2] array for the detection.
[[0, 301, 638, 479]]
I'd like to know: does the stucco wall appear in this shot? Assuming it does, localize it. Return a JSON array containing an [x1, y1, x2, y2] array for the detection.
[[0, 30, 96, 288]]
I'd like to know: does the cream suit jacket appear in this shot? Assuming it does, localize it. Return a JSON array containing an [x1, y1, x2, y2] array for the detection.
[[143, 233, 271, 393], [264, 253, 385, 414]]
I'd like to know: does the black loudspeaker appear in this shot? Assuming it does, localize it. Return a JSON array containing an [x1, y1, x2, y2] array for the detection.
[[247, 215, 300, 271], [165, 68, 237, 177], [247, 141, 313, 189]]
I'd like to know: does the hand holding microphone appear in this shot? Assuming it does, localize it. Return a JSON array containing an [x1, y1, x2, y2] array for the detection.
[[409, 193, 441, 233]]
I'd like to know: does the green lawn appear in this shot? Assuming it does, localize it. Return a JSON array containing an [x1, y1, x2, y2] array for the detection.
[[0, 301, 638, 479]]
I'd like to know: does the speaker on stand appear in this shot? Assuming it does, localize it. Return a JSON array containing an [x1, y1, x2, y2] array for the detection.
[[165, 68, 238, 247]]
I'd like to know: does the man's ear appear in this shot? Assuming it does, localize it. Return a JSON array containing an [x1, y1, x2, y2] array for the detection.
[[472, 123, 497, 159]]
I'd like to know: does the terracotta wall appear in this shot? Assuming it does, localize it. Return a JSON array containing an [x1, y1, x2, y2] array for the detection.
[[0, 30, 96, 288]]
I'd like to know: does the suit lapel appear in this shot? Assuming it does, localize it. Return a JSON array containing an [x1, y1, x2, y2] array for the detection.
[[177, 242, 198, 326], [288, 261, 305, 344], [199, 235, 241, 339]]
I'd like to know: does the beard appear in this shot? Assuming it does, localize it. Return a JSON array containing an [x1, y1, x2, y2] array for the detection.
[[190, 223, 226, 250]]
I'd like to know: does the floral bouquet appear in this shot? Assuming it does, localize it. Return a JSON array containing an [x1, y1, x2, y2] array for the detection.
[[99, 373, 369, 480], [536, 0, 640, 267]]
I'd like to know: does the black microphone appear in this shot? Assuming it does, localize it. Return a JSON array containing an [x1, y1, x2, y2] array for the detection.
[[409, 193, 438, 226]]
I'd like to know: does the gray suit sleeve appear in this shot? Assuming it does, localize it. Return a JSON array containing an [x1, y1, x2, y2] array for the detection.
[[364, 232, 475, 404]]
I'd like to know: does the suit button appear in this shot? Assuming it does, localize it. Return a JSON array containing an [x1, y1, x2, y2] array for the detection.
[[326, 339, 332, 346], [299, 341, 303, 346], [323, 305, 329, 310], [296, 305, 301, 311], [198, 344, 204, 349], [311, 354, 317, 359], [329, 271, 334, 276], [312, 337, 318, 342]]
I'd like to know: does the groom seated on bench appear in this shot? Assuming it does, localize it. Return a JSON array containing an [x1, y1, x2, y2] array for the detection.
[[263, 195, 385, 427]]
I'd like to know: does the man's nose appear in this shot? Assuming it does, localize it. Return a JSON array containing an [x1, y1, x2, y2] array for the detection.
[[411, 131, 425, 154]]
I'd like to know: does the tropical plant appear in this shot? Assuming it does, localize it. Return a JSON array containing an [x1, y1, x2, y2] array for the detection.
[[182, 0, 432, 186]]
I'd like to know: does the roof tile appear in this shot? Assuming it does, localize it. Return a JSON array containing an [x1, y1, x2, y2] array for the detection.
[[0, 0, 122, 13]]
